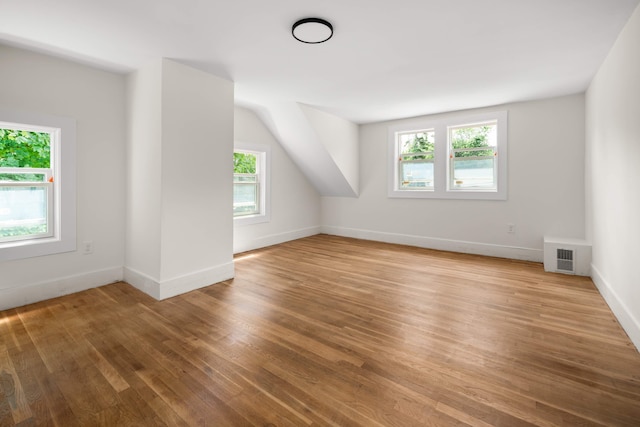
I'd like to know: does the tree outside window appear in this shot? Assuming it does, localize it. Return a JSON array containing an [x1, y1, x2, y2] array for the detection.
[[398, 130, 435, 189], [0, 127, 53, 241], [233, 151, 259, 216], [449, 123, 497, 190], [389, 111, 507, 200]]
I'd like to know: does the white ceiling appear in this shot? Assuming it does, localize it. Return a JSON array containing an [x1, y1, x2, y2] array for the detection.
[[1, 0, 638, 124]]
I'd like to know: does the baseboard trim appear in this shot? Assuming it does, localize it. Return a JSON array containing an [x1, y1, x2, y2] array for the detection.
[[124, 262, 235, 301], [591, 264, 640, 352], [233, 226, 321, 254], [321, 225, 543, 262], [0, 266, 123, 311], [123, 267, 162, 300], [159, 262, 235, 300]]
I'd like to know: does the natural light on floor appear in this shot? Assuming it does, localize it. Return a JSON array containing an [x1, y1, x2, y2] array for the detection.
[[234, 252, 261, 262]]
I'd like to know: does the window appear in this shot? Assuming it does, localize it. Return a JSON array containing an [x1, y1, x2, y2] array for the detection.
[[388, 111, 507, 200], [0, 108, 76, 262], [233, 151, 259, 216], [449, 121, 498, 191], [0, 126, 54, 243], [398, 129, 435, 190], [233, 143, 269, 225]]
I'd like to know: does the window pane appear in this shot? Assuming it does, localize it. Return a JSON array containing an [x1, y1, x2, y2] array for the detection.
[[450, 121, 497, 190], [233, 152, 256, 174], [450, 123, 496, 151], [451, 158, 495, 189], [0, 173, 47, 182], [400, 161, 433, 189], [400, 130, 435, 154], [0, 186, 49, 240], [0, 128, 51, 168], [233, 182, 259, 216]]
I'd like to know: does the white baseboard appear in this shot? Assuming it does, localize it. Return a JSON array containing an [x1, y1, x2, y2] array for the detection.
[[591, 264, 640, 352], [233, 226, 321, 254], [122, 267, 162, 300], [124, 261, 235, 300], [321, 225, 543, 262], [0, 266, 123, 311]]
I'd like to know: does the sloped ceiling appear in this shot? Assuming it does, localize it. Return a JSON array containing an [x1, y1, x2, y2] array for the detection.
[[255, 102, 359, 197], [1, 0, 639, 195]]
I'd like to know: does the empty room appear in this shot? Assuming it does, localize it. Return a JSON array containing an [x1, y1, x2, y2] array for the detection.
[[1, 0, 640, 425]]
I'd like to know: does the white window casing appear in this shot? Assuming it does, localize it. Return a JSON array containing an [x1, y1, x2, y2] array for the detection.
[[0, 108, 76, 262], [233, 142, 270, 226], [388, 111, 507, 200]]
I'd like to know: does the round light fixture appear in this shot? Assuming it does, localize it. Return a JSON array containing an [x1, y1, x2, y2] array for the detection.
[[292, 18, 333, 44]]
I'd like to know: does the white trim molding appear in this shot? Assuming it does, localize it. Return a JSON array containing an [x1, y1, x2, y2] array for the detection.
[[124, 262, 235, 300], [233, 226, 321, 254], [0, 107, 77, 262], [591, 264, 640, 352], [321, 225, 542, 262], [234, 141, 271, 226], [0, 266, 123, 311]]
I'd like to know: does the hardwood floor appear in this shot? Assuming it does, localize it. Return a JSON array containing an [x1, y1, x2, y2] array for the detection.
[[1, 234, 639, 426]]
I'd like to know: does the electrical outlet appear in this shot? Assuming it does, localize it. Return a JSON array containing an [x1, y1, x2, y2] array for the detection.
[[83, 241, 93, 255], [507, 223, 515, 234]]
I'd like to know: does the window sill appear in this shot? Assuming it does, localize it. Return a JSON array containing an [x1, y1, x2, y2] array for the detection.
[[234, 213, 270, 226], [388, 189, 506, 200], [0, 236, 76, 262]]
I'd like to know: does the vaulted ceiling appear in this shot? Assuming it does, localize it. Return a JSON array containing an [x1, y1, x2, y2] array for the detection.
[[2, 0, 638, 195]]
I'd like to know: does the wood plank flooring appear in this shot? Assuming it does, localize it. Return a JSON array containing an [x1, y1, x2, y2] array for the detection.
[[1, 234, 640, 426]]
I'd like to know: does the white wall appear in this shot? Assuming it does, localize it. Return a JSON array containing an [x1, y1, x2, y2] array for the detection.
[[125, 60, 163, 280], [586, 4, 640, 349], [322, 94, 586, 261], [300, 104, 359, 195], [160, 59, 234, 283], [125, 59, 235, 300], [256, 102, 359, 197], [234, 107, 321, 253], [0, 45, 126, 309]]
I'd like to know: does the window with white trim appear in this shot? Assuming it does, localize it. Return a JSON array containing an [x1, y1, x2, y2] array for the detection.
[[233, 150, 260, 216], [398, 129, 435, 190], [388, 111, 507, 200], [0, 126, 54, 242], [233, 143, 270, 225], [449, 121, 498, 191], [0, 109, 76, 262]]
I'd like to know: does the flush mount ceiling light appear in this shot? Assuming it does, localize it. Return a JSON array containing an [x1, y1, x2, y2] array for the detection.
[[292, 18, 333, 44]]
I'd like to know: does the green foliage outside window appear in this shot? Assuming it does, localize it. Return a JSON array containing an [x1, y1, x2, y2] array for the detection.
[[0, 128, 50, 181], [233, 152, 256, 174], [1, 224, 47, 238], [1, 128, 51, 238], [402, 126, 494, 157], [401, 132, 434, 160], [451, 126, 494, 157]]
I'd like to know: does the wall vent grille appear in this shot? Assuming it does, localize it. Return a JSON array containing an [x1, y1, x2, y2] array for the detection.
[[556, 248, 574, 272], [543, 238, 590, 276]]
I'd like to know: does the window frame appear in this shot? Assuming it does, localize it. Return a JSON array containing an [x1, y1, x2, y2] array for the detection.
[[447, 120, 499, 192], [397, 129, 435, 191], [0, 108, 76, 262], [233, 142, 270, 226], [0, 167, 54, 243], [233, 170, 260, 217], [388, 111, 507, 200]]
